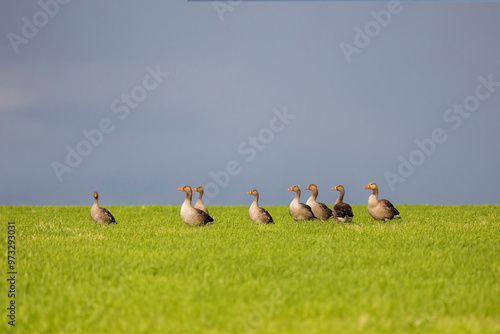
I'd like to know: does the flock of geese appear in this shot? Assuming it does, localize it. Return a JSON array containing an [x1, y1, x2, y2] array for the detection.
[[90, 183, 401, 226]]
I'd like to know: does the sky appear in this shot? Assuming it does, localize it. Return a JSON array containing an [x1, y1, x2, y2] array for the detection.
[[1, 1, 499, 206]]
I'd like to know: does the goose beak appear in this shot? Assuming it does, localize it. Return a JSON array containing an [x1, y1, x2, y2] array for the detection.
[[287, 187, 293, 191], [177, 187, 184, 191], [246, 191, 252, 195], [305, 186, 310, 190], [364, 184, 370, 189], [332, 186, 337, 190]]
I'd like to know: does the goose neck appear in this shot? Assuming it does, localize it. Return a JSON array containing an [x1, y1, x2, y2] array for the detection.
[[336, 190, 344, 205]]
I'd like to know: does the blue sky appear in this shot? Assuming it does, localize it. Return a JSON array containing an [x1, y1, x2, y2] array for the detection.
[[1, 1, 499, 206]]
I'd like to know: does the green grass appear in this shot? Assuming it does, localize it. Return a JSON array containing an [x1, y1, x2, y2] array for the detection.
[[2, 205, 500, 334]]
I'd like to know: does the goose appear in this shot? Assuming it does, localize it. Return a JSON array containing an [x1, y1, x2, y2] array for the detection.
[[305, 184, 334, 221], [331, 185, 354, 223], [247, 189, 274, 224], [364, 182, 401, 221], [192, 186, 209, 215], [90, 191, 117, 224], [178, 185, 214, 226], [287, 185, 316, 221]]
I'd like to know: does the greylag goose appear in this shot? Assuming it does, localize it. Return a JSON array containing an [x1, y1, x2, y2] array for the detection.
[[178, 185, 214, 226], [90, 191, 117, 224], [331, 185, 354, 222], [288, 185, 316, 221], [364, 182, 401, 221], [192, 186, 209, 215], [247, 189, 274, 224], [305, 184, 334, 221]]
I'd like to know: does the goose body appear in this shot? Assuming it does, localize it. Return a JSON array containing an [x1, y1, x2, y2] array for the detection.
[[178, 185, 214, 226], [305, 184, 334, 221], [90, 192, 117, 224], [288, 185, 316, 221], [364, 183, 400, 221], [192, 186, 209, 215], [247, 189, 274, 224], [331, 185, 354, 223]]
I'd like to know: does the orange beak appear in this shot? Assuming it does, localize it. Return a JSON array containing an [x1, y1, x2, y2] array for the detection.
[[246, 191, 252, 194], [287, 187, 293, 191], [305, 186, 310, 190], [364, 184, 370, 189], [332, 186, 337, 191], [177, 187, 184, 191]]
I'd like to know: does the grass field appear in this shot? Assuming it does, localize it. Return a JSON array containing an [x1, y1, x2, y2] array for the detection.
[[2, 205, 500, 334]]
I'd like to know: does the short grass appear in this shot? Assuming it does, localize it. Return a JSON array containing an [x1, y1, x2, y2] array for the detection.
[[2, 205, 500, 334]]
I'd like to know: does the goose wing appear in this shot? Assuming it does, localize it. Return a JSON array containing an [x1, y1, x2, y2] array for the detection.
[[100, 207, 116, 223], [333, 202, 353, 218], [380, 199, 399, 216], [300, 203, 316, 219], [194, 208, 214, 223], [317, 202, 334, 218], [258, 207, 274, 223]]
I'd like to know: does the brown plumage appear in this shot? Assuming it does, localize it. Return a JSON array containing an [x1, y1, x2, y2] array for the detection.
[[305, 184, 334, 221], [287, 185, 316, 221], [364, 182, 401, 221], [192, 186, 209, 215], [90, 191, 117, 224], [247, 189, 274, 224], [331, 185, 354, 223], [178, 185, 214, 226]]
